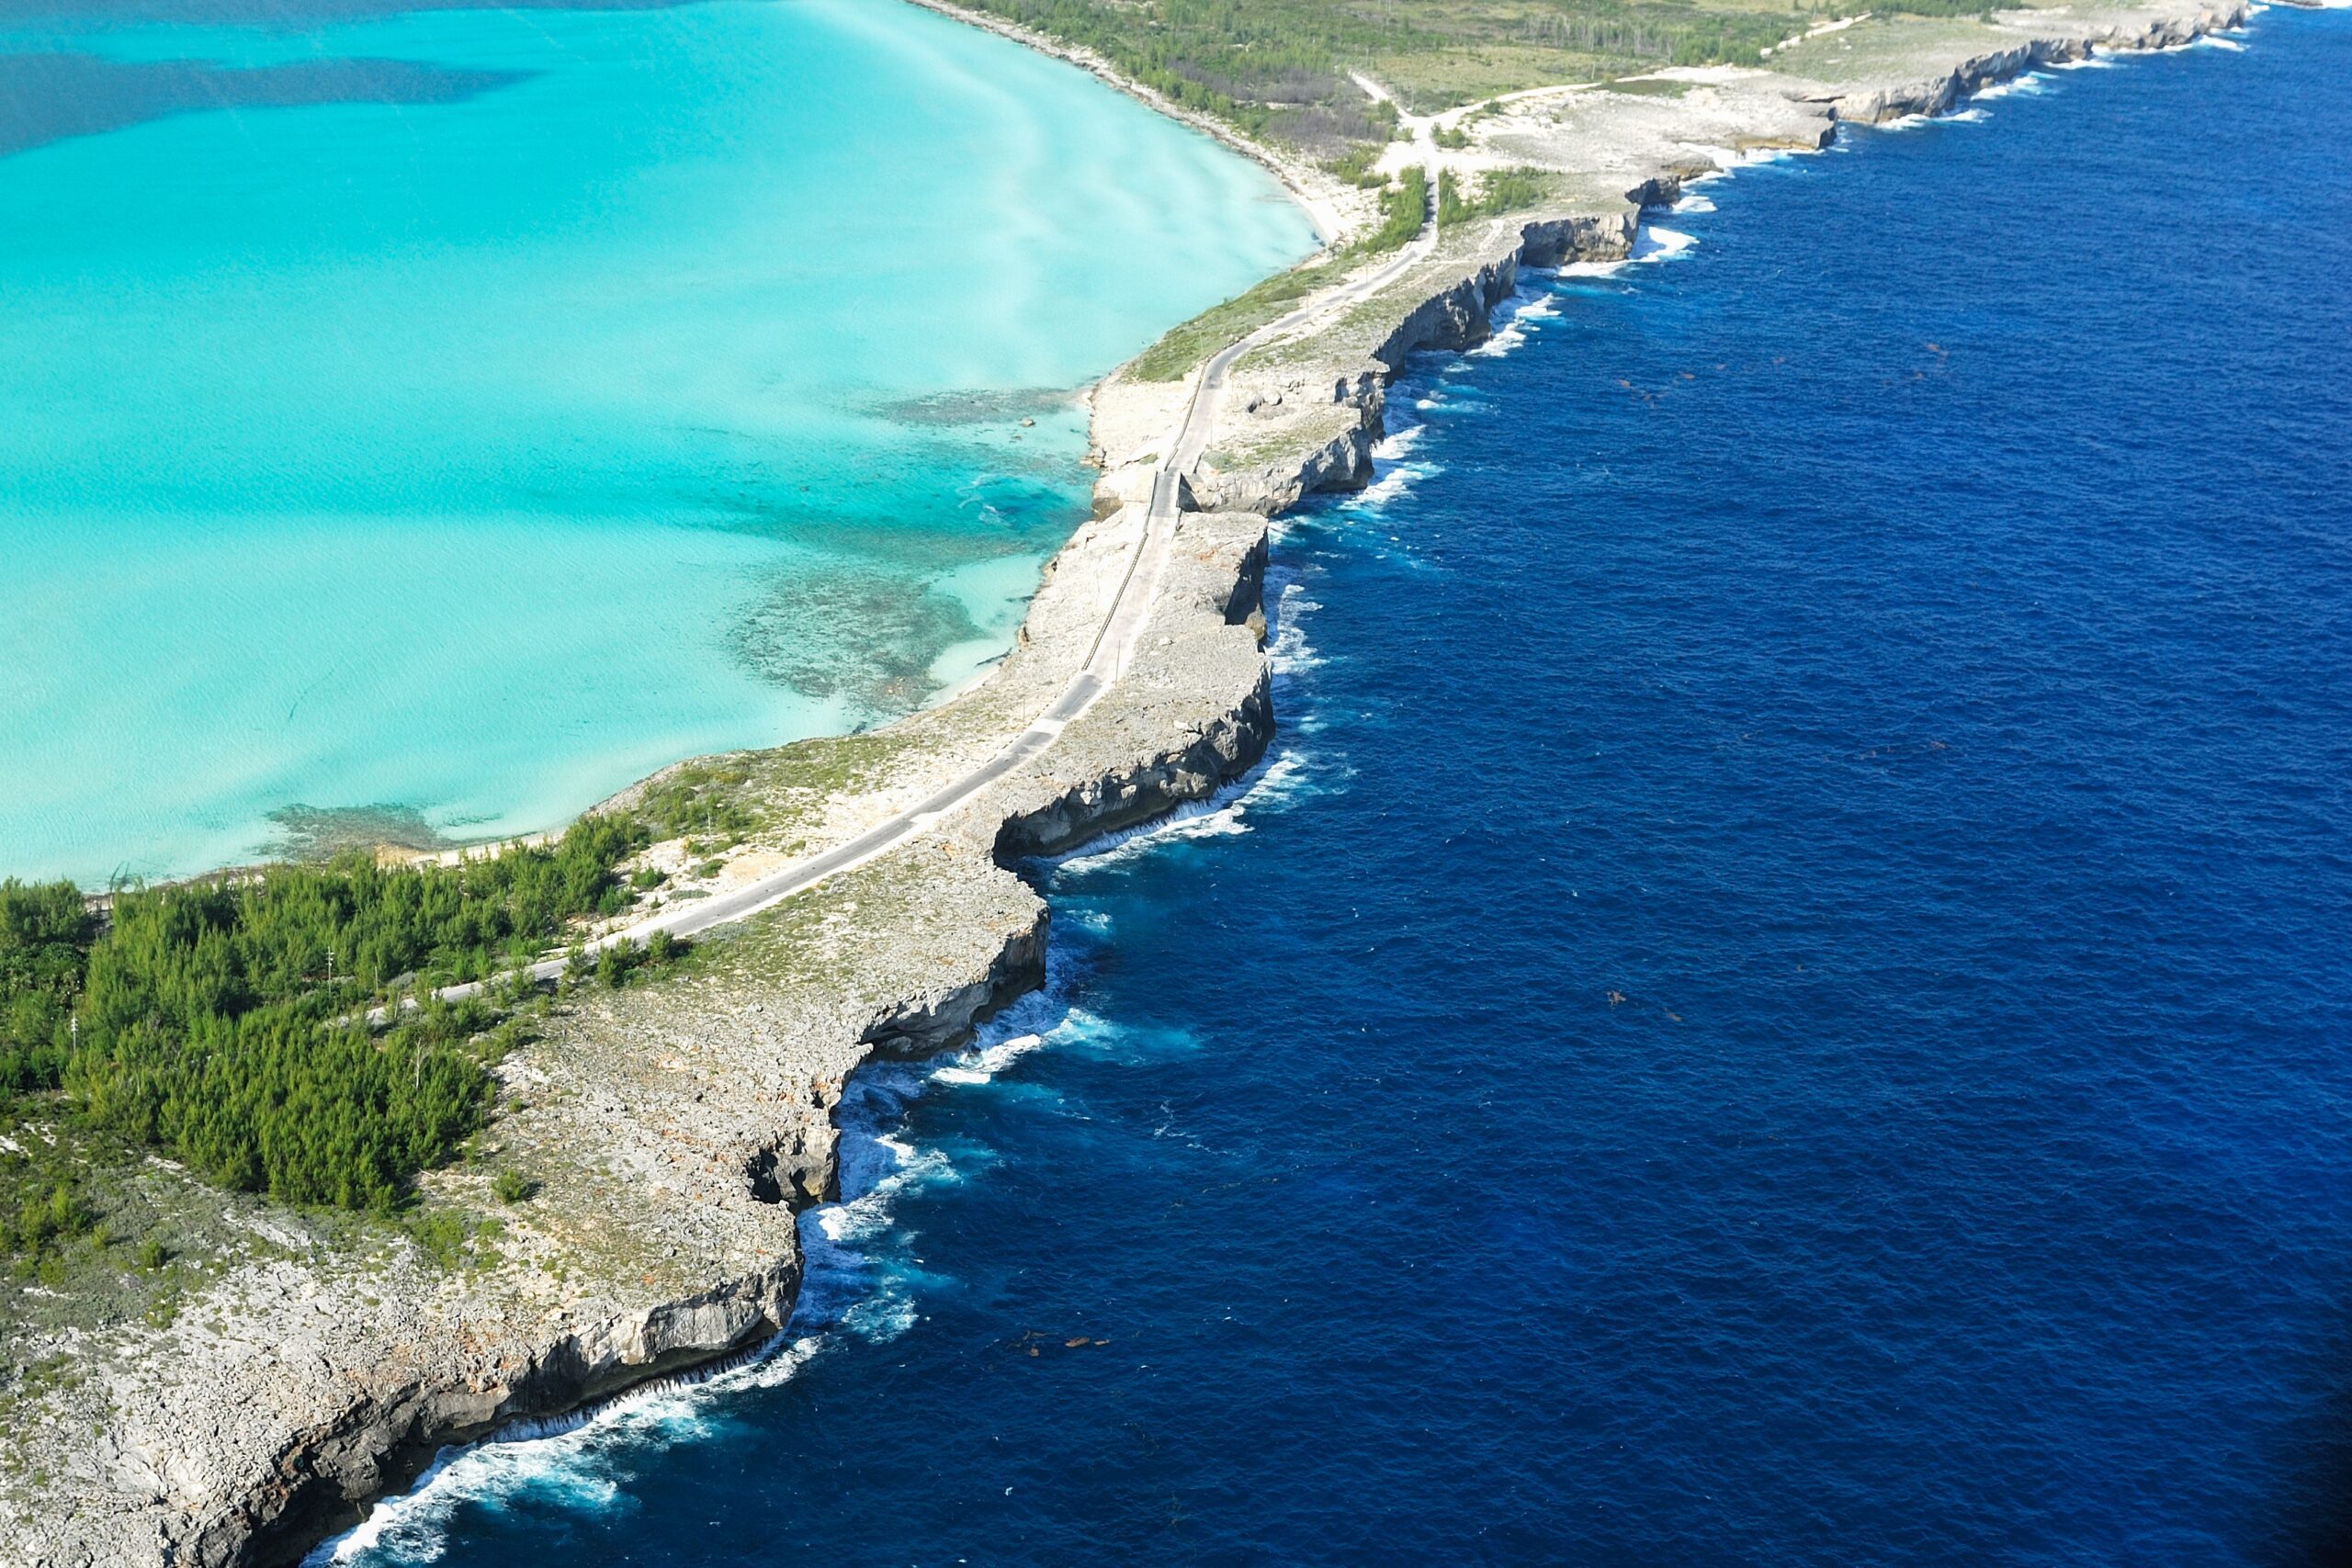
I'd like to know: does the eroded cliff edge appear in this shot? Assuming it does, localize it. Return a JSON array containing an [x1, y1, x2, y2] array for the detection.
[[0, 1, 2258, 1562]]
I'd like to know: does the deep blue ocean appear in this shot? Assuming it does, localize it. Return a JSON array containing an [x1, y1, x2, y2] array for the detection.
[[335, 12, 2352, 1565]]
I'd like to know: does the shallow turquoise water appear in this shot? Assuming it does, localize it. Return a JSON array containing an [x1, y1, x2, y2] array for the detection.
[[0, 0, 1312, 884]]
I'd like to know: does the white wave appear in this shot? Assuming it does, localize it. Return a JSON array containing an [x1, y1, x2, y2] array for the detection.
[[1468, 287, 1561, 358], [1631, 224, 1696, 262], [1267, 581, 1322, 674], [2195, 33, 2245, 49], [1349, 459, 1437, 507], [817, 1131, 956, 1246], [1338, 415, 1441, 508], [1046, 750, 1323, 874], [930, 1032, 1046, 1086], [308, 1333, 824, 1565], [1943, 107, 1988, 123], [840, 1289, 918, 1344], [1969, 72, 2048, 100], [1675, 192, 1717, 214], [2051, 52, 2118, 68], [314, 850, 1168, 1564]]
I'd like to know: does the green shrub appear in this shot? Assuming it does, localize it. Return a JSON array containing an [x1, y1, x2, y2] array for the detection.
[[1439, 165, 1551, 227], [1323, 146, 1386, 187], [1129, 254, 1351, 381], [492, 1168, 535, 1204], [0, 817, 641, 1214], [1354, 167, 1428, 254], [404, 1208, 498, 1269], [0, 879, 96, 1106], [638, 763, 759, 841], [5, 1180, 94, 1264]]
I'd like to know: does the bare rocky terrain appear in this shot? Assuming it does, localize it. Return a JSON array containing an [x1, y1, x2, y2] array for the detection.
[[1, 1, 2260, 1561]]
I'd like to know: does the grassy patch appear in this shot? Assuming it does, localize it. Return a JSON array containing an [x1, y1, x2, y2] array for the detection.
[[637, 761, 760, 843], [1129, 254, 1352, 382], [1600, 73, 1693, 96], [1356, 166, 1429, 253], [961, 0, 1807, 141], [1437, 165, 1555, 226]]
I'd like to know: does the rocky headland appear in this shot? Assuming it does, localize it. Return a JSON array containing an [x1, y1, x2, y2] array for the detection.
[[0, 1, 2261, 1562]]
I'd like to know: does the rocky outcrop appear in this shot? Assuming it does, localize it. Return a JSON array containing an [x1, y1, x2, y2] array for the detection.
[[858, 906, 1048, 1058], [182, 1260, 801, 1568], [1826, 1, 2252, 122], [1517, 209, 1638, 268], [1184, 210, 1642, 521], [995, 663, 1273, 859], [1190, 418, 1374, 514]]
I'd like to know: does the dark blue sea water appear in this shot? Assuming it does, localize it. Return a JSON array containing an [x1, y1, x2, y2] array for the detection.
[[337, 13, 2352, 1565]]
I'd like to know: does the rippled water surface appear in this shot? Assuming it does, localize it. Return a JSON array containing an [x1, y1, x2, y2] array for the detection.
[[0, 0, 1311, 883], [337, 12, 2351, 1565]]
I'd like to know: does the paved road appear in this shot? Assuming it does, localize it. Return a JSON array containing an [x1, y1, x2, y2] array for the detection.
[[429, 188, 1440, 1004]]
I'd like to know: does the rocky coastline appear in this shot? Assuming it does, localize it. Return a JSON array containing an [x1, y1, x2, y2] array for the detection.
[[0, 2, 2262, 1562]]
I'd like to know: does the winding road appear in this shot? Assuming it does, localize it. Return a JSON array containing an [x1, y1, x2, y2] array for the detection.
[[433, 181, 1439, 1002]]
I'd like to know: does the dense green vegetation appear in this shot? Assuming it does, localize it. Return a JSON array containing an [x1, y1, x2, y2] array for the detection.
[[969, 0, 1430, 143], [1323, 143, 1390, 188], [1436, 165, 1553, 226], [0, 815, 679, 1236], [0, 880, 91, 1100], [964, 0, 1853, 145], [637, 760, 761, 843], [1360, 166, 1430, 252]]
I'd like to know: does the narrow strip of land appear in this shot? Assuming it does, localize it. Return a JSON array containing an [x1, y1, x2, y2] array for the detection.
[[428, 185, 1438, 1005]]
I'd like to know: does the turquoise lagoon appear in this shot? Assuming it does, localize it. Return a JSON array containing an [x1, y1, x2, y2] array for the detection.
[[0, 0, 1313, 885]]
